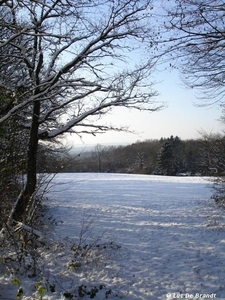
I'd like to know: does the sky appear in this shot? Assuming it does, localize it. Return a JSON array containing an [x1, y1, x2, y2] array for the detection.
[[68, 68, 224, 148], [64, 2, 224, 149]]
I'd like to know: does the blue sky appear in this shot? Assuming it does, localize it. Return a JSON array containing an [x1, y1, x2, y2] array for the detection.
[[64, 2, 224, 148], [69, 68, 224, 147]]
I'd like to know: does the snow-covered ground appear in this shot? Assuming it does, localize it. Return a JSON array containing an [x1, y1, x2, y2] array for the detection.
[[1, 173, 225, 300]]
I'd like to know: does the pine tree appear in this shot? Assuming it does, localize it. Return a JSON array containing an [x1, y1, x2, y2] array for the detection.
[[155, 136, 181, 176]]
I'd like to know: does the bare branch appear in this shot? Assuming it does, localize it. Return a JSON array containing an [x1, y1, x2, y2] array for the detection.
[[156, 0, 225, 103]]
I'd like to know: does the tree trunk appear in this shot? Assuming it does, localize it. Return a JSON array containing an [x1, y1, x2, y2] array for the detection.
[[11, 101, 40, 222]]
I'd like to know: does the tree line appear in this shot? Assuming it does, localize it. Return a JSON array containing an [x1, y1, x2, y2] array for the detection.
[[37, 134, 225, 177]]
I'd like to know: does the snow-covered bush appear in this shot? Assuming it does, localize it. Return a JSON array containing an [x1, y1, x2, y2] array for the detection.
[[211, 176, 225, 206], [0, 210, 118, 299]]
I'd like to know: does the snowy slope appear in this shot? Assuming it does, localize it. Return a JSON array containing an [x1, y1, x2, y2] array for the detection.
[[48, 173, 225, 299], [1, 173, 225, 300]]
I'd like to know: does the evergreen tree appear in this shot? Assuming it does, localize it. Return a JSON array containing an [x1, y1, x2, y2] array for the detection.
[[155, 136, 182, 176]]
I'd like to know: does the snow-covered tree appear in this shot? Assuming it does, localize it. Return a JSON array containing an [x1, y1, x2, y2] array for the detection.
[[0, 87, 27, 225], [199, 133, 225, 175], [157, 0, 225, 103], [0, 0, 162, 222]]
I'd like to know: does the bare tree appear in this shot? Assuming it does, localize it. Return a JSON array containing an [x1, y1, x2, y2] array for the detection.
[[93, 144, 106, 173], [0, 0, 162, 223], [156, 0, 225, 103], [199, 132, 225, 175]]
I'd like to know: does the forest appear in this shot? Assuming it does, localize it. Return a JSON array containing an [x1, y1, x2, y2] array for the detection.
[[37, 134, 225, 177]]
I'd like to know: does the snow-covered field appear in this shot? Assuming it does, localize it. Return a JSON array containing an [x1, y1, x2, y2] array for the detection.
[[1, 173, 225, 300]]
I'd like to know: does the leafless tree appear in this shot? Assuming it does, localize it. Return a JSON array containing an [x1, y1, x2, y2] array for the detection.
[[93, 144, 106, 173], [0, 0, 162, 223], [156, 0, 225, 104], [199, 132, 225, 175]]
